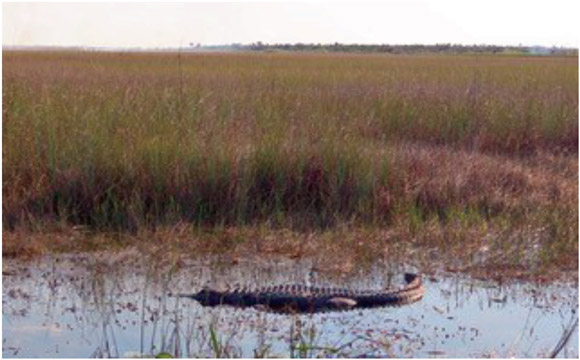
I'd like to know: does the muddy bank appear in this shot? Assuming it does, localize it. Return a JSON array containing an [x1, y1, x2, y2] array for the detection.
[[3, 225, 577, 283]]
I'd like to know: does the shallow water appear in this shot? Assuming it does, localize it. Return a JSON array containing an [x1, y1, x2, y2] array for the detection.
[[2, 251, 578, 358]]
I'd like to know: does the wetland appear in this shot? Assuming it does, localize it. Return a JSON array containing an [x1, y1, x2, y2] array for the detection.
[[2, 251, 578, 358], [2, 51, 578, 357]]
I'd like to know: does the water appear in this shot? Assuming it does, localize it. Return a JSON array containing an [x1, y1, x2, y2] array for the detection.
[[2, 251, 578, 358]]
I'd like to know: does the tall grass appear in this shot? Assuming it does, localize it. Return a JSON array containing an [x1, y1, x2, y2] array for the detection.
[[2, 52, 578, 241]]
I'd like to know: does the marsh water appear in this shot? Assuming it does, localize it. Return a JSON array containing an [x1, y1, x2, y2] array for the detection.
[[2, 251, 578, 358]]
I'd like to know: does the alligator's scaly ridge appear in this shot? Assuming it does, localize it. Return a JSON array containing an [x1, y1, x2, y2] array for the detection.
[[178, 273, 424, 314]]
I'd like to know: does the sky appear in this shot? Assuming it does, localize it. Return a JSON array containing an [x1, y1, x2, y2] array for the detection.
[[2, 1, 579, 48]]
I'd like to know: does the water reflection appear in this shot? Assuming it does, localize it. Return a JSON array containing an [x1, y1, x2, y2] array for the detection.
[[2, 252, 578, 358]]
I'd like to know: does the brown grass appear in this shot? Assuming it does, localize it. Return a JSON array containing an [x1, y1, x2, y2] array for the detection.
[[2, 51, 578, 276]]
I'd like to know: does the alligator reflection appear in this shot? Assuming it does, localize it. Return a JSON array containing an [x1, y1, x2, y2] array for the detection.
[[2, 252, 578, 358]]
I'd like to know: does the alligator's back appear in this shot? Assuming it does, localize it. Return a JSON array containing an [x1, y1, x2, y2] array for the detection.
[[178, 273, 424, 314]]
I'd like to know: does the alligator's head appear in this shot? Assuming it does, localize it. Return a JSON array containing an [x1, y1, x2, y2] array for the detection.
[[404, 273, 419, 284]]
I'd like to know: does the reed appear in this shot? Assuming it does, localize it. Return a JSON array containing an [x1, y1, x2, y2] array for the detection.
[[2, 51, 578, 265]]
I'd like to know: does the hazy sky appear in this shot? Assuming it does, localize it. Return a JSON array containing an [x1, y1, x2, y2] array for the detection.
[[2, 1, 578, 48]]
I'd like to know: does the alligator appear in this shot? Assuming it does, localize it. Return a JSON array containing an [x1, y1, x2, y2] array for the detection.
[[177, 273, 424, 314]]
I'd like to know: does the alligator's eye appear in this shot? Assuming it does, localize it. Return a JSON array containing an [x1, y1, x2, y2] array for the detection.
[[404, 273, 417, 283]]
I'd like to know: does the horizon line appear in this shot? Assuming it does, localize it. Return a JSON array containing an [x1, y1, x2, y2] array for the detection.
[[3, 42, 578, 51]]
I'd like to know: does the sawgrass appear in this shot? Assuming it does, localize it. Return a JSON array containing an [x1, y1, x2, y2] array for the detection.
[[2, 51, 578, 271]]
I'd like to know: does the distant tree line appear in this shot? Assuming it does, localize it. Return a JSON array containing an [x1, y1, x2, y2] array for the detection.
[[196, 42, 577, 56]]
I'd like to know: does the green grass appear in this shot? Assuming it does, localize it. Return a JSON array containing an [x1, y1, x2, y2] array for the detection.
[[2, 51, 578, 270]]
